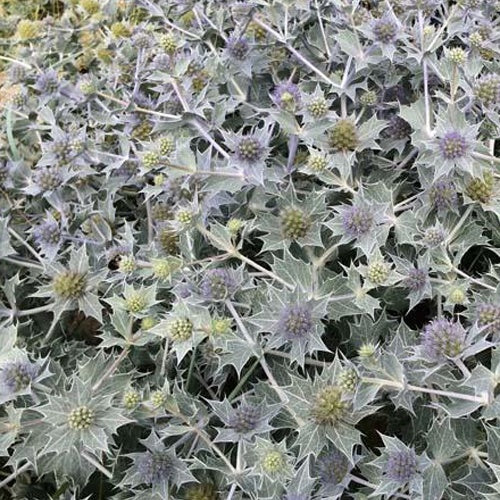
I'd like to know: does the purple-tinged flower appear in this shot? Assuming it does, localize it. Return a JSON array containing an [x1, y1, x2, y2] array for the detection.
[[439, 131, 469, 160], [272, 82, 301, 112], [33, 167, 63, 192], [428, 179, 458, 211], [33, 219, 61, 249], [153, 53, 171, 71], [423, 227, 446, 247], [386, 115, 412, 140], [385, 449, 419, 483], [277, 303, 314, 340], [284, 495, 308, 500], [316, 449, 350, 486], [404, 268, 428, 291], [372, 17, 399, 44], [342, 205, 374, 238], [421, 318, 466, 361], [477, 303, 500, 334], [226, 35, 250, 60], [132, 31, 151, 50], [136, 451, 173, 485], [227, 403, 262, 434], [8, 64, 26, 83], [34, 70, 60, 95], [200, 268, 237, 301], [0, 361, 38, 395], [236, 136, 264, 163]]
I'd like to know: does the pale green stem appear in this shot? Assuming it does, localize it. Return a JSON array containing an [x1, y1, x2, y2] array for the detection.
[[252, 17, 341, 89], [446, 205, 474, 245], [451, 267, 496, 291], [17, 303, 53, 317], [81, 451, 112, 479], [8, 228, 44, 264], [0, 461, 32, 489], [362, 377, 489, 404]]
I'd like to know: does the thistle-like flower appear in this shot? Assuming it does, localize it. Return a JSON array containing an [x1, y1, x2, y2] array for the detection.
[[227, 403, 262, 434], [329, 119, 359, 151], [226, 35, 250, 60], [136, 451, 172, 485], [33, 219, 61, 254], [466, 172, 494, 203], [367, 260, 390, 286], [316, 449, 350, 486], [386, 115, 412, 140], [0, 361, 38, 394], [372, 17, 399, 44], [438, 131, 469, 160], [341, 205, 374, 238], [277, 303, 314, 340], [67, 406, 95, 430], [52, 271, 87, 300], [447, 47, 466, 64], [272, 82, 301, 112], [404, 268, 428, 291], [337, 368, 358, 393], [123, 390, 141, 409], [307, 96, 328, 119], [310, 386, 347, 426], [236, 136, 264, 163], [477, 303, 500, 334], [281, 207, 310, 240], [422, 227, 446, 247], [360, 90, 377, 107], [200, 268, 237, 301], [475, 75, 500, 107], [428, 179, 458, 211], [421, 318, 466, 361], [34, 70, 60, 96], [385, 449, 419, 483], [169, 318, 193, 342], [262, 450, 286, 474]]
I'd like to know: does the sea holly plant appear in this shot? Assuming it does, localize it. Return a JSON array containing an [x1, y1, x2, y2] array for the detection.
[[1, 0, 500, 498]]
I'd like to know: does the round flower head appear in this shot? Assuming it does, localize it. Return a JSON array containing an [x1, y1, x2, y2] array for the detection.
[[0, 361, 38, 394], [337, 368, 358, 393], [329, 119, 358, 151], [438, 131, 469, 160], [447, 47, 466, 65], [136, 451, 172, 485], [405, 268, 427, 291], [386, 115, 412, 140], [34, 220, 60, 249], [52, 271, 87, 300], [477, 303, 500, 334], [35, 70, 60, 96], [123, 390, 141, 409], [272, 82, 301, 112], [367, 260, 390, 286], [475, 75, 500, 107], [360, 90, 377, 107], [200, 268, 237, 301], [307, 154, 328, 172], [169, 318, 193, 342], [158, 228, 179, 255], [67, 406, 94, 430], [316, 450, 350, 486], [281, 207, 310, 240], [466, 172, 494, 203], [429, 179, 458, 211], [125, 292, 147, 313], [236, 136, 264, 163], [277, 303, 314, 340], [159, 33, 177, 54], [185, 482, 219, 500], [342, 205, 374, 238], [307, 96, 328, 119], [227, 403, 262, 435], [372, 17, 399, 44], [385, 449, 419, 483], [262, 450, 286, 474], [310, 386, 347, 426], [423, 227, 446, 247], [421, 318, 466, 361], [33, 168, 62, 192], [226, 35, 250, 60]]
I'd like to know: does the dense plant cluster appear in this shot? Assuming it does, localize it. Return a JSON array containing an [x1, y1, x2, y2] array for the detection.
[[1, 0, 500, 498]]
